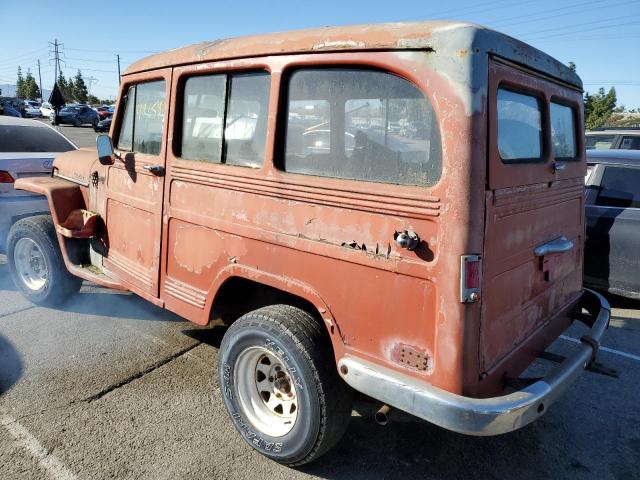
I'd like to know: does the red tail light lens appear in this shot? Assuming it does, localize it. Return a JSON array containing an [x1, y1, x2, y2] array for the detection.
[[0, 171, 15, 183], [465, 259, 480, 289]]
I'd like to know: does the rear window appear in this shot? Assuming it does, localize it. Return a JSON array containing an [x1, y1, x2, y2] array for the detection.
[[497, 88, 542, 162], [283, 68, 442, 186], [551, 102, 577, 159], [586, 135, 615, 150], [596, 165, 640, 208], [0, 125, 75, 152]]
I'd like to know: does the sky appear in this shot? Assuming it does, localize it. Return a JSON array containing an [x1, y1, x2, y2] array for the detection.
[[0, 0, 639, 107]]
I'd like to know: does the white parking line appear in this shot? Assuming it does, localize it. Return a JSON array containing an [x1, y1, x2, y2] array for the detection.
[[559, 335, 640, 362], [0, 411, 77, 480]]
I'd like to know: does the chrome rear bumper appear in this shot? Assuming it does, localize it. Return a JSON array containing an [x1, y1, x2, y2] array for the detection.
[[337, 289, 610, 436]]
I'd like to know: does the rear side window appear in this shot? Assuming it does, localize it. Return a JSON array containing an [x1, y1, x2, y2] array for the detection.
[[497, 88, 542, 162], [116, 80, 166, 155], [586, 135, 615, 150], [283, 68, 442, 186], [596, 165, 640, 208], [180, 72, 270, 168], [0, 125, 75, 152], [551, 102, 577, 159], [620, 136, 640, 150]]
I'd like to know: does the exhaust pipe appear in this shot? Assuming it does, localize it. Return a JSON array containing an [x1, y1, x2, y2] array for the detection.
[[375, 404, 391, 426]]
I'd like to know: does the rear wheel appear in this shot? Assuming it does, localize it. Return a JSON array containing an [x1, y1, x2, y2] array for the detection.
[[7, 215, 82, 306], [219, 305, 353, 466]]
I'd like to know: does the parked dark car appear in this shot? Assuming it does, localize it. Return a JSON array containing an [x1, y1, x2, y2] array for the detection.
[[93, 114, 112, 132], [53, 105, 100, 128], [585, 149, 640, 299], [1, 101, 22, 117], [585, 127, 640, 150]]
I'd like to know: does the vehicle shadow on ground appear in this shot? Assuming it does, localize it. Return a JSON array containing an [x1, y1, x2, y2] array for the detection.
[[181, 325, 227, 348], [0, 260, 16, 292], [58, 286, 184, 323], [0, 335, 23, 394]]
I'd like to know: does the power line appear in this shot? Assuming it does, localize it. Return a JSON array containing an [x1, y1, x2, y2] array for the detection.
[[524, 17, 640, 41], [65, 46, 160, 54], [519, 13, 640, 38]]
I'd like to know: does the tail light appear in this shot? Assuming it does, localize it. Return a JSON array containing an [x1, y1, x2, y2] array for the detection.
[[0, 171, 15, 183], [460, 255, 482, 303]]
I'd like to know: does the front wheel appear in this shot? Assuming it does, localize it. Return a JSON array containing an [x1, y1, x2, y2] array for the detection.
[[219, 305, 353, 466], [7, 215, 82, 306]]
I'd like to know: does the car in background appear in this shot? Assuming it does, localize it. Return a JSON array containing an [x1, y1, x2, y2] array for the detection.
[[1, 100, 22, 117], [94, 105, 115, 120], [53, 104, 100, 128], [585, 128, 640, 150], [40, 102, 54, 119], [94, 114, 112, 132], [0, 116, 77, 252], [585, 149, 640, 299], [23, 100, 42, 118]]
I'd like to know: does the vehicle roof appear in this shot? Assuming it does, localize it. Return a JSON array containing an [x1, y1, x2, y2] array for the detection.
[[586, 149, 640, 166], [586, 129, 640, 136], [125, 21, 581, 88]]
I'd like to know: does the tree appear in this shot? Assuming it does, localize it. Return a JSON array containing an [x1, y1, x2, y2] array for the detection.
[[16, 67, 26, 99], [57, 71, 70, 103], [72, 70, 88, 104], [584, 87, 617, 130], [24, 69, 40, 100], [86, 94, 100, 105]]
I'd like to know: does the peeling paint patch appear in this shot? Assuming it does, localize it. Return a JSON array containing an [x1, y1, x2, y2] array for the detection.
[[312, 40, 365, 50]]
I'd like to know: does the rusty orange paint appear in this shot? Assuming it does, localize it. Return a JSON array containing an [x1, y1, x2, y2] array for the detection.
[[15, 21, 586, 399]]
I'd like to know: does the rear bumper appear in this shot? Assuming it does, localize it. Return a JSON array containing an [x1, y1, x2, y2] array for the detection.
[[337, 289, 610, 436]]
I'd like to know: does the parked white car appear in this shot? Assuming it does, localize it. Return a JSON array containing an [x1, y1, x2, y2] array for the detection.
[[23, 100, 42, 118], [0, 116, 77, 252], [40, 102, 54, 119]]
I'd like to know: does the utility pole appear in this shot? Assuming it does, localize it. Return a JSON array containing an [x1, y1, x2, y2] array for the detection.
[[49, 39, 65, 82], [116, 54, 121, 84], [37, 59, 43, 101], [86, 76, 98, 95]]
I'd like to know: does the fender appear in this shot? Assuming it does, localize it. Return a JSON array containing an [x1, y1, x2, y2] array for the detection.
[[13, 176, 124, 290], [205, 264, 347, 360]]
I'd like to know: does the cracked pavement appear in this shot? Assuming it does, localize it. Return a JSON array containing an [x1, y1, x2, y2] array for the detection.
[[1, 251, 640, 479]]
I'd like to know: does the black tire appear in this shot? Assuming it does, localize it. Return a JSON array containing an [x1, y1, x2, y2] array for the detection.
[[92, 118, 98, 129], [7, 215, 82, 306], [219, 305, 353, 466]]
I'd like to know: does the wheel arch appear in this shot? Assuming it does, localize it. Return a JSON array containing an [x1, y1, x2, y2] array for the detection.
[[206, 265, 347, 360]]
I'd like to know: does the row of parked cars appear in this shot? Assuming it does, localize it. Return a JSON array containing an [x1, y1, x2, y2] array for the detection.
[[0, 98, 114, 132]]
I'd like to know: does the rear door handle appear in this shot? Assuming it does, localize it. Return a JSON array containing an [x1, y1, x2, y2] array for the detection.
[[143, 165, 165, 176], [534, 235, 574, 257]]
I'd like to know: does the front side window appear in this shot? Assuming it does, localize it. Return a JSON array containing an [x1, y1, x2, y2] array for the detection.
[[283, 68, 442, 186], [179, 72, 270, 168], [497, 88, 542, 162], [620, 135, 640, 150], [596, 165, 640, 209], [116, 80, 166, 156], [551, 102, 577, 159]]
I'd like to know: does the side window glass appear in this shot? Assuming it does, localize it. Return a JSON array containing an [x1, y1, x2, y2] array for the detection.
[[585, 135, 616, 150], [620, 136, 640, 150], [179, 72, 270, 168], [550, 102, 577, 159], [181, 74, 226, 163], [117, 86, 135, 151], [133, 81, 166, 155], [596, 166, 640, 208], [283, 69, 442, 186], [225, 73, 270, 168], [497, 88, 542, 162]]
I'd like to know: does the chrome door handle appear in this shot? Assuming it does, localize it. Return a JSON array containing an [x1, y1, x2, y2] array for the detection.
[[143, 165, 165, 176], [395, 230, 420, 251], [534, 236, 574, 257]]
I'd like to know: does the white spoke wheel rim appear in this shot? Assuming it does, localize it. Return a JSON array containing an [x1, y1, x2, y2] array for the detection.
[[14, 237, 48, 291], [234, 346, 298, 437]]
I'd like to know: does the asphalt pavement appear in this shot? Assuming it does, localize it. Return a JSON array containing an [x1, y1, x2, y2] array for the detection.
[[1, 120, 639, 479]]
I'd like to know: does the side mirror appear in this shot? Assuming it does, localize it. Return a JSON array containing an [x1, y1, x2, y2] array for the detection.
[[97, 134, 115, 165]]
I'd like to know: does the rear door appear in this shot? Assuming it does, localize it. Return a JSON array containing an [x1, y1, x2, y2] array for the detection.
[[481, 59, 586, 372]]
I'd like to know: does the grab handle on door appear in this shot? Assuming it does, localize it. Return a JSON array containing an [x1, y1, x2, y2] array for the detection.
[[143, 165, 165, 176], [534, 236, 574, 257]]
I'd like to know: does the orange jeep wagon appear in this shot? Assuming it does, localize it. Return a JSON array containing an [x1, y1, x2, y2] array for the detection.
[[9, 21, 610, 465]]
